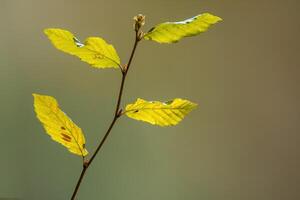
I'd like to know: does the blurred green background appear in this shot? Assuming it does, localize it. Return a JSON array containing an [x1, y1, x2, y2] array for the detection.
[[1, 0, 299, 199]]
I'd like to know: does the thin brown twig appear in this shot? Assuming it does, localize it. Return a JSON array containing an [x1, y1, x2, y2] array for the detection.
[[70, 29, 140, 200]]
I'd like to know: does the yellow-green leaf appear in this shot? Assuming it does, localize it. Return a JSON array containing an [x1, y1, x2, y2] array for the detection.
[[125, 98, 197, 126], [44, 28, 120, 68], [33, 93, 88, 156], [144, 13, 222, 43]]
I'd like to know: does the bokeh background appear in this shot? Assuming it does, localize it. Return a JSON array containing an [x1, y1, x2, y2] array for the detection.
[[1, 0, 299, 199]]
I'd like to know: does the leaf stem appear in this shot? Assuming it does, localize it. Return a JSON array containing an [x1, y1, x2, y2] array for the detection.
[[70, 30, 140, 200]]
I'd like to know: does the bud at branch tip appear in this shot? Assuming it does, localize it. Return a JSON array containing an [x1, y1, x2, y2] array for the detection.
[[133, 14, 146, 32]]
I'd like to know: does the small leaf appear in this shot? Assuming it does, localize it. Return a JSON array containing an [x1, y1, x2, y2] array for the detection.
[[125, 98, 197, 126], [144, 13, 222, 43], [33, 93, 88, 156], [44, 28, 120, 68]]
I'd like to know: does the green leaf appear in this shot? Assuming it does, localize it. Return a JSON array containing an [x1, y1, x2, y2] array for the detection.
[[44, 28, 121, 69], [144, 13, 222, 43], [125, 98, 197, 126]]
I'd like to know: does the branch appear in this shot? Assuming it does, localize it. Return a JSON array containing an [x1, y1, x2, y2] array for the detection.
[[70, 29, 141, 200]]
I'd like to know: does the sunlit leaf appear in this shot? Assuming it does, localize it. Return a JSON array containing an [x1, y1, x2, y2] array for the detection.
[[33, 93, 88, 156], [44, 28, 120, 68], [144, 13, 222, 43], [125, 98, 197, 126]]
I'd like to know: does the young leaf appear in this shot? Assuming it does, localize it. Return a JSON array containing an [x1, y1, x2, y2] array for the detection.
[[33, 93, 88, 157], [125, 98, 197, 126], [44, 28, 121, 69], [144, 13, 222, 43]]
